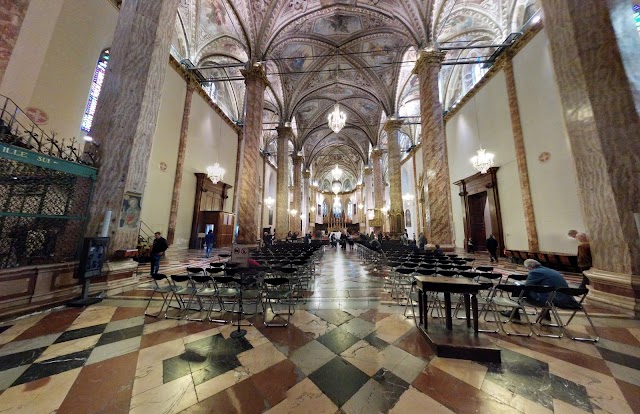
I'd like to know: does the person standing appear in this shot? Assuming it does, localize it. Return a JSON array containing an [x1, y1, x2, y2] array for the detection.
[[467, 237, 475, 254], [418, 233, 426, 251], [576, 232, 592, 287], [486, 234, 498, 262], [150, 232, 168, 275], [204, 230, 215, 258]]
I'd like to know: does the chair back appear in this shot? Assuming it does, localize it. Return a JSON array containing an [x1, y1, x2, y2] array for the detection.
[[396, 267, 415, 275], [438, 270, 458, 278], [186, 267, 205, 275], [476, 266, 494, 272], [416, 268, 436, 276]]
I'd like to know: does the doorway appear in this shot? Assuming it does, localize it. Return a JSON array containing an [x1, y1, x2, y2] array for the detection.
[[468, 192, 489, 251]]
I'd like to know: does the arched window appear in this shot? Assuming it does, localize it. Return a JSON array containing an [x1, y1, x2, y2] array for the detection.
[[81, 49, 110, 133], [333, 199, 342, 216], [322, 200, 328, 217], [634, 4, 640, 35]]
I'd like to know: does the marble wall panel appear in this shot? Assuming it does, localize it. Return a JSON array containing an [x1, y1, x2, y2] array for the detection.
[[0, 0, 31, 84]]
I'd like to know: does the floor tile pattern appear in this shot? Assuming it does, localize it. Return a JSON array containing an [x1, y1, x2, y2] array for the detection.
[[0, 247, 637, 413]]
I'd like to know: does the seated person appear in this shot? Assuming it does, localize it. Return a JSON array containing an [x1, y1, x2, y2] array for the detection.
[[503, 259, 579, 319], [434, 244, 444, 255]]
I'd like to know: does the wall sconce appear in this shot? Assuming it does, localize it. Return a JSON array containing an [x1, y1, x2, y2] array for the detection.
[[264, 196, 274, 209], [290, 209, 298, 217]]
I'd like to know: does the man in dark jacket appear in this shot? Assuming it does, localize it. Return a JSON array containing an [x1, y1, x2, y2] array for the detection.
[[150, 232, 168, 275], [486, 234, 498, 262]]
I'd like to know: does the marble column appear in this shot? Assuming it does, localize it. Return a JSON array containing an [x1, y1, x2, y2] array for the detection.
[[540, 0, 640, 314], [86, 0, 180, 253], [0, 0, 31, 85], [275, 126, 292, 241], [166, 79, 197, 244], [502, 57, 539, 252], [414, 48, 454, 247], [364, 166, 373, 230], [302, 170, 310, 234], [384, 119, 404, 235], [235, 63, 268, 244], [371, 148, 384, 232], [292, 154, 302, 233]]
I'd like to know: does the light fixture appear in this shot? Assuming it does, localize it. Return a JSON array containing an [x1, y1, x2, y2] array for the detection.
[[469, 96, 494, 174], [264, 196, 274, 210], [367, 209, 375, 220], [327, 49, 346, 133], [358, 203, 364, 210], [331, 164, 343, 181], [312, 181, 319, 187], [206, 163, 225, 184], [328, 103, 346, 133], [381, 206, 389, 215], [331, 181, 342, 195], [471, 149, 495, 174], [402, 193, 415, 203], [290, 209, 298, 217], [310, 206, 316, 213], [83, 136, 93, 142]]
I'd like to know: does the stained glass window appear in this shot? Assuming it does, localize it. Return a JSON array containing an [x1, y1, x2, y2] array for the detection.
[[634, 5, 640, 35], [81, 49, 110, 133]]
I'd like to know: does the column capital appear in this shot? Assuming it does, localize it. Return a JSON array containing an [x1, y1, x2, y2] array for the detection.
[[241, 63, 270, 88], [383, 118, 403, 133], [275, 125, 294, 140], [413, 48, 447, 75], [186, 78, 200, 92], [292, 154, 304, 164], [364, 166, 373, 175], [302, 170, 311, 179], [371, 148, 383, 159]]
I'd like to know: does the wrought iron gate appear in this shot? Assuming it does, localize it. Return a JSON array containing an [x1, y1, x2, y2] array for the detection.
[[0, 94, 98, 268]]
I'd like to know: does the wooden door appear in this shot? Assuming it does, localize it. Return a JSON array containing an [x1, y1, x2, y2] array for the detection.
[[468, 192, 487, 251]]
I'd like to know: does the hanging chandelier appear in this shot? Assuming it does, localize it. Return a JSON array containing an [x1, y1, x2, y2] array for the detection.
[[470, 148, 494, 174], [264, 196, 274, 210], [331, 181, 342, 195], [206, 163, 225, 184], [331, 164, 343, 181], [358, 203, 364, 210], [327, 103, 346, 133]]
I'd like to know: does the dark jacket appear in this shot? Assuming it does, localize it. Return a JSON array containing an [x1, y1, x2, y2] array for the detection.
[[205, 232, 215, 246], [151, 237, 168, 254], [486, 237, 498, 252], [525, 266, 578, 308]]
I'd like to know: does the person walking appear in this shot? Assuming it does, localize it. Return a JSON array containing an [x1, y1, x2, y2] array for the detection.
[[486, 234, 498, 262], [204, 230, 215, 258], [418, 233, 426, 251], [150, 232, 168, 275]]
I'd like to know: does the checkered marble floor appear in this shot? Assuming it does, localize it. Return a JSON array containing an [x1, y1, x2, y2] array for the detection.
[[0, 249, 638, 413]]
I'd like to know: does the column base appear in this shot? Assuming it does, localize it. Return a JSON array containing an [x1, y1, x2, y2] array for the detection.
[[584, 268, 640, 317]]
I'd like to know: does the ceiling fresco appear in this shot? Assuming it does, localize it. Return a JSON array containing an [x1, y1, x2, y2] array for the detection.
[[170, 0, 539, 185]]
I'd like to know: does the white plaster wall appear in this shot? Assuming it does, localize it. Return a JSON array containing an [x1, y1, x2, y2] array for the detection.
[[513, 29, 585, 254], [446, 71, 528, 250], [262, 162, 277, 230], [2, 0, 118, 140], [173, 92, 238, 248], [401, 161, 417, 239], [0, 0, 66, 107], [139, 67, 186, 236]]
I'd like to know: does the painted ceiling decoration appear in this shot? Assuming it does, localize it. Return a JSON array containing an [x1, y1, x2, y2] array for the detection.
[[170, 0, 539, 190]]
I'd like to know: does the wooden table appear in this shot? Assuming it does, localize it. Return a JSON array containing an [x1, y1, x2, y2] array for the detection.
[[415, 276, 481, 334]]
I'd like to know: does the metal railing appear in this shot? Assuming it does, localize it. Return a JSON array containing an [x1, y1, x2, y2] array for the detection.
[[0, 94, 98, 166]]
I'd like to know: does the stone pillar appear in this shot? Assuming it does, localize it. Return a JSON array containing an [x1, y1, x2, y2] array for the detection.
[[384, 119, 404, 235], [414, 48, 454, 247], [0, 0, 31, 84], [292, 154, 302, 233], [502, 57, 539, 252], [371, 148, 384, 232], [86, 0, 180, 253], [540, 0, 640, 315], [302, 170, 311, 234], [166, 79, 197, 244], [364, 166, 373, 230], [236, 63, 268, 244], [275, 126, 292, 240]]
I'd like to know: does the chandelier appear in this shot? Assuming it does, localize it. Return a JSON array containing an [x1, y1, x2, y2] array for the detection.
[[331, 180, 342, 195], [264, 196, 274, 210], [206, 163, 225, 184], [402, 193, 415, 203], [331, 164, 343, 181], [358, 203, 364, 210], [327, 103, 346, 133], [470, 148, 494, 174], [290, 209, 298, 217]]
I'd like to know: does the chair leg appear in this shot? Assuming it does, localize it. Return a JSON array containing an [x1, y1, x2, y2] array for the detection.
[[144, 291, 169, 317]]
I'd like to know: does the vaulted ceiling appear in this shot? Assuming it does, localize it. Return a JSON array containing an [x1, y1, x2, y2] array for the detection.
[[171, 0, 539, 187]]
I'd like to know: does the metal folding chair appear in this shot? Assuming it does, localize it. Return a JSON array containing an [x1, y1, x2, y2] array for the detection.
[[555, 287, 599, 342], [144, 273, 173, 317]]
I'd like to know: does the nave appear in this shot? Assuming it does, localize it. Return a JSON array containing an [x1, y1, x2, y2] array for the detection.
[[0, 247, 638, 413]]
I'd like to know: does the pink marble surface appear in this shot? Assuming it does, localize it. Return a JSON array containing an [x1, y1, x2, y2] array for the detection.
[[0, 0, 30, 84]]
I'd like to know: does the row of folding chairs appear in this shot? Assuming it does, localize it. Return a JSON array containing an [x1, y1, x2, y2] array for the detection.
[[144, 271, 297, 327], [402, 272, 599, 342]]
